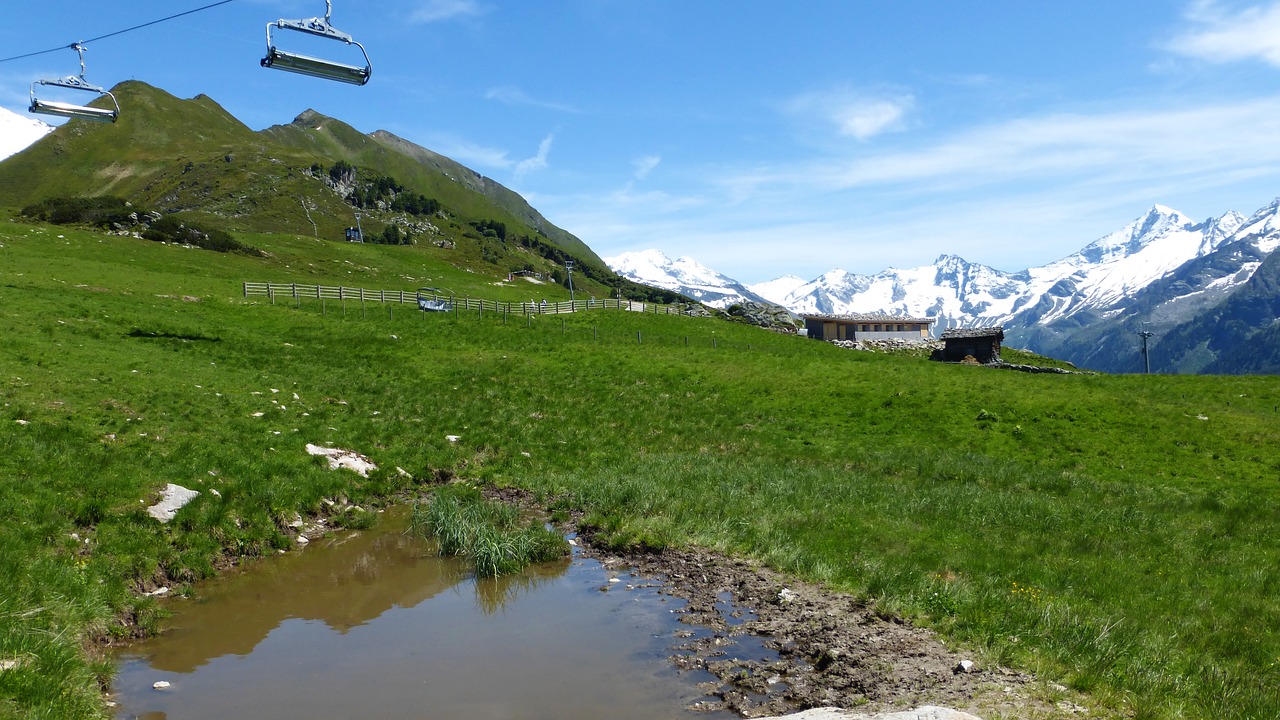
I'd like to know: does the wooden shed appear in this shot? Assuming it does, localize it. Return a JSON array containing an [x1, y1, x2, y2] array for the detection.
[[936, 326, 1005, 364], [803, 314, 935, 342]]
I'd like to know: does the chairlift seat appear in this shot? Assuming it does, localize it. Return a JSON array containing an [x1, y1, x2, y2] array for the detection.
[[261, 13, 371, 85], [28, 45, 119, 123]]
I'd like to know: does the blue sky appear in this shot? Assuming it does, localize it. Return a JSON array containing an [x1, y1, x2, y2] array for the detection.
[[5, 1, 1280, 282]]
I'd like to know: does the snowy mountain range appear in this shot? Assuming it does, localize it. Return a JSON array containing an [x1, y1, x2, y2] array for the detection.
[[0, 107, 53, 162], [607, 200, 1280, 374], [604, 249, 775, 308]]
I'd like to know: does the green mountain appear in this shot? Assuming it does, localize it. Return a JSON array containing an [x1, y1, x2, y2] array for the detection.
[[0, 80, 619, 287]]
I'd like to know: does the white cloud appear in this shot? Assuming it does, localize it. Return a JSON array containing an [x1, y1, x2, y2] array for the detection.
[[631, 155, 661, 180], [786, 87, 914, 141], [740, 97, 1280, 198], [1168, 0, 1280, 66], [541, 94, 1280, 282], [410, 0, 485, 24], [432, 138, 512, 170], [514, 134, 554, 178], [484, 86, 577, 113]]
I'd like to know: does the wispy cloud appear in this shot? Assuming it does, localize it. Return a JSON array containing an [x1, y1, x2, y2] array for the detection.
[[431, 138, 512, 171], [409, 0, 485, 24], [786, 86, 914, 141], [484, 86, 578, 113], [1168, 0, 1280, 66], [514, 134, 554, 178], [739, 97, 1280, 199], [631, 155, 661, 180]]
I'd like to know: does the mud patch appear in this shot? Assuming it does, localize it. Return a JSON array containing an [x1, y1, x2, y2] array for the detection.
[[576, 542, 1055, 719]]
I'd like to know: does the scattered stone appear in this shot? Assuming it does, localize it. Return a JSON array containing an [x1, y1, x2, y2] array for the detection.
[[146, 484, 200, 523], [761, 707, 984, 720], [306, 444, 377, 477], [446, 435, 461, 443], [778, 587, 798, 603], [144, 587, 170, 597], [151, 681, 171, 690], [954, 659, 977, 674], [15, 419, 29, 425], [0, 660, 18, 672]]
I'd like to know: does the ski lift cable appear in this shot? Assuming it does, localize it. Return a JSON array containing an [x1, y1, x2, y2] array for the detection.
[[0, 1, 239, 64]]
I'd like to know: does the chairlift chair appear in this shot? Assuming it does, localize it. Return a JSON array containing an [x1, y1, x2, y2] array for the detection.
[[29, 44, 119, 123], [261, 1, 371, 85]]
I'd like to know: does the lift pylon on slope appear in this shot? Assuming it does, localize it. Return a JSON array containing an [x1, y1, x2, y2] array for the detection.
[[261, 1, 371, 85], [29, 43, 119, 123]]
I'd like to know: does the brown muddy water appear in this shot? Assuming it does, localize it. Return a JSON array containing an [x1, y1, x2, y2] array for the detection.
[[110, 510, 744, 720]]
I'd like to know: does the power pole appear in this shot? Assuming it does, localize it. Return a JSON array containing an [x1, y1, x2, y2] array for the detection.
[[354, 212, 364, 243], [565, 260, 576, 305], [1138, 323, 1154, 374]]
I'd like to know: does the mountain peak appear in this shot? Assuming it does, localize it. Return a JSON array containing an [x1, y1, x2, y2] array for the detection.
[[606, 249, 770, 308]]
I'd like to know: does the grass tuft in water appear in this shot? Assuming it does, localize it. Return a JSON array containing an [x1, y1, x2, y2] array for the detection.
[[411, 486, 568, 578]]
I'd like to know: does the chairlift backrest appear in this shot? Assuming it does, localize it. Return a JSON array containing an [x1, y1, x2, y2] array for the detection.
[[29, 44, 119, 123], [261, 1, 371, 85]]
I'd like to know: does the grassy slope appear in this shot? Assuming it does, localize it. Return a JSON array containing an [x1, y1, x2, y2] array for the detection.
[[0, 82, 605, 277], [0, 219, 1277, 719]]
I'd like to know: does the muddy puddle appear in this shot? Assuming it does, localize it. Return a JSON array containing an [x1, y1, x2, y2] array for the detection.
[[110, 510, 748, 720]]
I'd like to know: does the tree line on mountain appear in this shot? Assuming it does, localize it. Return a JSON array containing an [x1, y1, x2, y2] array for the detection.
[[19, 197, 263, 256]]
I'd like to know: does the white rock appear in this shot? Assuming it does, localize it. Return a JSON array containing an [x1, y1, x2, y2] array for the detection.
[[0, 660, 18, 671], [955, 659, 977, 674], [146, 484, 200, 523], [306, 444, 377, 477], [446, 435, 461, 443], [144, 587, 170, 597], [152, 681, 171, 690]]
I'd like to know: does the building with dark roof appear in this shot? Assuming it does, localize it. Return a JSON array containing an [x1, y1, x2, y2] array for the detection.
[[936, 326, 1005, 363], [803, 314, 935, 342]]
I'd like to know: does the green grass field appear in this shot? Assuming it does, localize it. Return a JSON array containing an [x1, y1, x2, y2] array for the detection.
[[1, 217, 1277, 719]]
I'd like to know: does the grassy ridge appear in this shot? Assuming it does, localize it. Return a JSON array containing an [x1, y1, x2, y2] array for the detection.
[[1, 219, 1278, 719]]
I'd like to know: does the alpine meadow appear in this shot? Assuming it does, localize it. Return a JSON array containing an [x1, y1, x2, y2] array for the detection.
[[0, 81, 1278, 720]]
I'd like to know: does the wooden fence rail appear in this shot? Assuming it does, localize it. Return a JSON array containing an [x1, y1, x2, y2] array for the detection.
[[242, 281, 695, 317]]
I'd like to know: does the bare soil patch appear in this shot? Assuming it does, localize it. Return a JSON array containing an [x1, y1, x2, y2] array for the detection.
[[577, 541, 1056, 718]]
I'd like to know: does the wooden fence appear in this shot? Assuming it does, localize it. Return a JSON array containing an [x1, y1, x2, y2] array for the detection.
[[241, 282, 695, 317]]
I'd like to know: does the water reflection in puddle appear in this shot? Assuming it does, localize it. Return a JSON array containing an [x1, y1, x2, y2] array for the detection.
[[111, 510, 741, 720]]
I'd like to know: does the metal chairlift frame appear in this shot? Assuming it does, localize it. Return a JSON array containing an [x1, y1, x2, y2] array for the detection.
[[261, 1, 371, 85], [29, 44, 119, 123], [416, 287, 454, 313]]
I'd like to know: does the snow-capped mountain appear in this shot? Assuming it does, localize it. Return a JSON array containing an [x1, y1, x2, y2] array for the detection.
[[605, 249, 772, 308], [0, 107, 53, 161], [617, 199, 1280, 373], [751, 204, 1255, 333]]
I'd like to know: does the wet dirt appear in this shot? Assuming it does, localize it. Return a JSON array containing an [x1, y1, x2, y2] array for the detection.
[[577, 541, 1053, 719]]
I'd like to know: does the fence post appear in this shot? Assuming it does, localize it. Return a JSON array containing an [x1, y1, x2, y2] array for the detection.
[[637, 331, 642, 345], [269, 285, 275, 305]]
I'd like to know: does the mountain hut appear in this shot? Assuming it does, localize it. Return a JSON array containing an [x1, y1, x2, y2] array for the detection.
[[936, 327, 1005, 364], [803, 314, 935, 342]]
